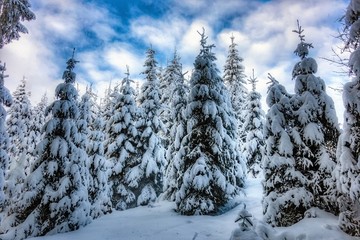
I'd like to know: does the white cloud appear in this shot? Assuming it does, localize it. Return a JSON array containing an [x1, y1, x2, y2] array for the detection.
[[0, 32, 59, 104], [0, 0, 119, 104], [104, 43, 145, 78]]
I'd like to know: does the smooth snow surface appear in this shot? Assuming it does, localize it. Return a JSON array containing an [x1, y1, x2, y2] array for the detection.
[[29, 178, 359, 240]]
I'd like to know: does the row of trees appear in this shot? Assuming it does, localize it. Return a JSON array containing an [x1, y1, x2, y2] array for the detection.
[[0, 26, 266, 238]]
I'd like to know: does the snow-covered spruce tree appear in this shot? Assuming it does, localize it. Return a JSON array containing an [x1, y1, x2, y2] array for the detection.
[[104, 67, 140, 210], [101, 81, 120, 127], [80, 88, 111, 218], [223, 35, 248, 149], [0, 62, 12, 215], [6, 78, 32, 163], [291, 21, 340, 214], [175, 29, 245, 215], [131, 48, 166, 206], [0, 0, 36, 48], [4, 78, 33, 214], [163, 52, 189, 201], [242, 70, 265, 178], [262, 74, 312, 227], [0, 52, 91, 239], [336, 1, 360, 236], [159, 51, 181, 151]]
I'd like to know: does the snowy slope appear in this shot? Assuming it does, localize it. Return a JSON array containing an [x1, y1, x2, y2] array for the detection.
[[29, 178, 359, 240]]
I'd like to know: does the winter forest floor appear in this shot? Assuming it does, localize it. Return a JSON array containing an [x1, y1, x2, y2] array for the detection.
[[28, 178, 359, 240]]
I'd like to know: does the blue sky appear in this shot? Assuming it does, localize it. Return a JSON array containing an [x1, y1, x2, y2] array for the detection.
[[0, 0, 349, 123]]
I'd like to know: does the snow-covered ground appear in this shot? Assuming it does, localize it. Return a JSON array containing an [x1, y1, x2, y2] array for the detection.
[[29, 178, 359, 240]]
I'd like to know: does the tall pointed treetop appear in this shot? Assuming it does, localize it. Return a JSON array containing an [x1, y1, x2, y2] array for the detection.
[[292, 21, 317, 78], [62, 48, 79, 84], [248, 69, 258, 92], [197, 28, 215, 57], [293, 20, 313, 60], [123, 65, 134, 88], [0, 61, 9, 86], [56, 49, 79, 102]]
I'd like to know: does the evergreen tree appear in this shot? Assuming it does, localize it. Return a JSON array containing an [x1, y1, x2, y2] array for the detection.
[[242, 70, 265, 178], [101, 81, 120, 127], [163, 51, 189, 201], [291, 21, 340, 214], [132, 48, 166, 206], [104, 67, 140, 210], [223, 35, 248, 148], [263, 22, 340, 227], [175, 29, 245, 215], [0, 0, 36, 48], [159, 51, 181, 151], [6, 78, 32, 163], [0, 61, 12, 215], [5, 78, 32, 206], [336, 1, 360, 236], [262, 74, 312, 227], [0, 51, 91, 239], [80, 88, 112, 218]]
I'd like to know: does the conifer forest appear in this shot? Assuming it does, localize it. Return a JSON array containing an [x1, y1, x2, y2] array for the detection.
[[1, 0, 360, 239]]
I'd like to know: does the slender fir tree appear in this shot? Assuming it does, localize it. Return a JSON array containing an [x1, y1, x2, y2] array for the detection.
[[242, 70, 265, 178], [5, 78, 33, 207], [6, 78, 32, 165], [175, 29, 245, 215], [105, 67, 140, 210], [223, 35, 248, 149], [132, 48, 166, 206], [159, 50, 182, 152], [163, 51, 189, 201], [291, 21, 340, 214], [0, 61, 12, 217], [0, 51, 91, 239], [336, 1, 360, 236], [80, 88, 112, 218], [101, 81, 120, 127]]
